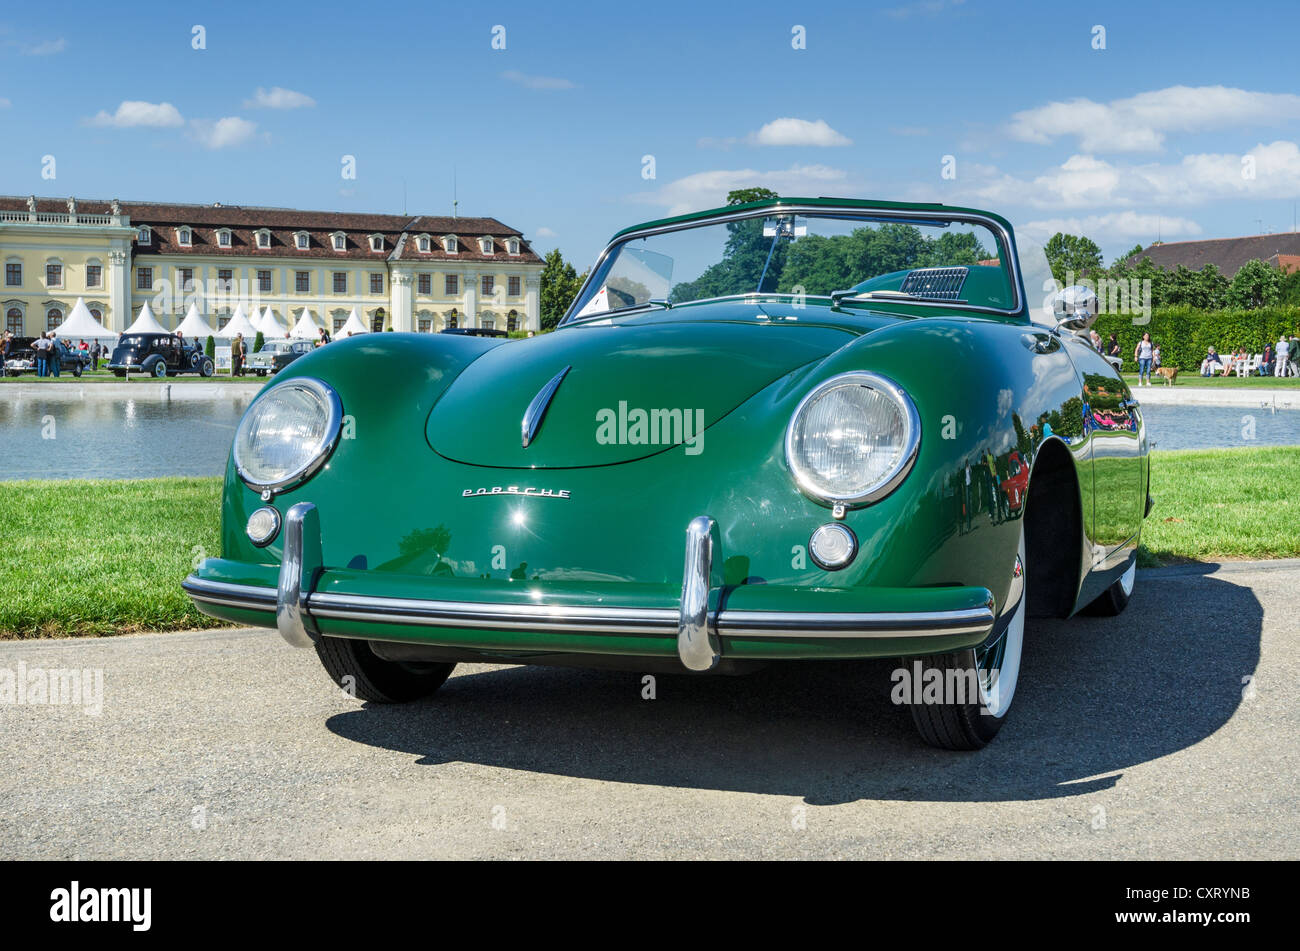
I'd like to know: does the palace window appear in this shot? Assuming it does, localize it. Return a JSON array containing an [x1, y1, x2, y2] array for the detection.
[[217, 229, 232, 248], [178, 226, 192, 246], [447, 310, 458, 328], [418, 315, 432, 332], [6, 308, 22, 334], [137, 267, 153, 290], [5, 263, 21, 287], [255, 230, 271, 249], [332, 232, 346, 251], [507, 311, 518, 332], [442, 235, 458, 253], [295, 232, 310, 250], [47, 308, 62, 331], [479, 237, 493, 254], [137, 226, 151, 245], [481, 275, 494, 296], [295, 271, 310, 293], [418, 235, 431, 252], [369, 272, 384, 294], [507, 238, 520, 255], [417, 273, 431, 295], [86, 264, 102, 288], [333, 272, 347, 294], [445, 274, 458, 295], [369, 235, 384, 252], [333, 314, 346, 334], [179, 268, 194, 291], [481, 316, 495, 330], [370, 312, 384, 332], [508, 276, 521, 297], [258, 270, 272, 293], [46, 263, 63, 288], [217, 268, 233, 292], [89, 308, 103, 321]]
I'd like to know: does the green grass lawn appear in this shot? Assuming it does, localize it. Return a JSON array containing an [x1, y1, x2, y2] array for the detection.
[[1121, 372, 1300, 388], [1, 448, 1297, 638]]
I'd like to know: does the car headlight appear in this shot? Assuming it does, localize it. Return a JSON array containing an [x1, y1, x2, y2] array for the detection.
[[785, 371, 920, 507], [232, 377, 342, 494]]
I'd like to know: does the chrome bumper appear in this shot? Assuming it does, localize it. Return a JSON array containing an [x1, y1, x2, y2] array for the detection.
[[183, 503, 996, 671]]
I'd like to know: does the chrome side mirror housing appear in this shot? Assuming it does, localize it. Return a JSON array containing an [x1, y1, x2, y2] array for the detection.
[[1052, 284, 1098, 333]]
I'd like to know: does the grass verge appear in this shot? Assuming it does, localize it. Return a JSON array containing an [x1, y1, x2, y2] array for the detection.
[[0, 448, 1296, 637]]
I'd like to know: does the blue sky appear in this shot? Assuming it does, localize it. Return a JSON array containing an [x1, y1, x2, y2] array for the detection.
[[2, 0, 1299, 266]]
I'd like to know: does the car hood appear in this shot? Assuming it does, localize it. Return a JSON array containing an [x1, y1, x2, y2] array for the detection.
[[427, 316, 861, 468]]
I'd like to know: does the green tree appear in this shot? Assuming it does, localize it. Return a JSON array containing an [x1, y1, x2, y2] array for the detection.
[[252, 330, 265, 353], [539, 248, 586, 330], [204, 335, 215, 360], [1227, 259, 1283, 309], [1044, 232, 1104, 284]]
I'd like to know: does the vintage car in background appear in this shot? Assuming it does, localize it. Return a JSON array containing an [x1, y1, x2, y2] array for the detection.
[[3, 337, 93, 377], [440, 327, 509, 338], [184, 197, 1151, 750], [107, 333, 214, 378], [248, 339, 315, 377]]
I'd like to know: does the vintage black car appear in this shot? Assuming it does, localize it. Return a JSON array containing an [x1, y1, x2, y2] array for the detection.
[[247, 339, 315, 376], [107, 333, 214, 378], [2, 338, 93, 377]]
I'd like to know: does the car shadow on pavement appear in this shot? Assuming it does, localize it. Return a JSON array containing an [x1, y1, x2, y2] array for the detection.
[[326, 567, 1262, 805]]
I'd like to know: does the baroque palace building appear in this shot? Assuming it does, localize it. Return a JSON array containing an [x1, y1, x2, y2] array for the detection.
[[0, 195, 544, 338]]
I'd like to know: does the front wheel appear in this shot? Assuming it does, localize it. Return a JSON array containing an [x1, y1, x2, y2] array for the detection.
[[72, 364, 83, 378], [315, 636, 455, 703], [199, 358, 214, 377], [905, 527, 1026, 750], [147, 357, 167, 378]]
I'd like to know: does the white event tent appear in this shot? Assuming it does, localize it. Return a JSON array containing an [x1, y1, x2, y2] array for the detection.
[[217, 304, 259, 339], [290, 307, 323, 339], [175, 302, 217, 340], [122, 301, 170, 336], [52, 297, 116, 344], [256, 306, 288, 339], [336, 307, 369, 339]]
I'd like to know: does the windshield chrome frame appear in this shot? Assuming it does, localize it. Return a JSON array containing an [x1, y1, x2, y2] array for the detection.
[[560, 204, 1025, 326]]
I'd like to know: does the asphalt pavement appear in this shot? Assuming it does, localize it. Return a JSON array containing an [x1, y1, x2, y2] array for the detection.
[[1, 560, 1295, 859]]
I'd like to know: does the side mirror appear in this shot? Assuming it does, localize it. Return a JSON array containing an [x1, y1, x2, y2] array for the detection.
[[1053, 284, 1097, 333]]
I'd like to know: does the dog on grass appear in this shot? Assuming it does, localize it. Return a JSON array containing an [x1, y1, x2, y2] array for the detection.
[[1154, 366, 1179, 386]]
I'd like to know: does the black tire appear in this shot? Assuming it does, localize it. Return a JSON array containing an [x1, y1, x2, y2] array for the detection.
[[189, 351, 201, 369], [906, 528, 1026, 750], [1083, 558, 1136, 616], [256, 369, 266, 377], [113, 369, 126, 378], [199, 358, 214, 377], [72, 364, 82, 378], [315, 636, 455, 703], [145, 357, 167, 378]]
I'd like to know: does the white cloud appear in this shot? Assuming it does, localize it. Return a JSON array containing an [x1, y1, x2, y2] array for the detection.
[[244, 86, 315, 109], [701, 118, 852, 149], [1008, 85, 1300, 153], [1017, 212, 1202, 248], [534, 226, 558, 238], [25, 37, 65, 55], [87, 101, 185, 128], [633, 164, 860, 216], [189, 116, 259, 149], [501, 70, 577, 90]]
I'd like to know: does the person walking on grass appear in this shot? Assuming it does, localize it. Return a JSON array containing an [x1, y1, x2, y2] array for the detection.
[[231, 333, 245, 377], [1134, 332, 1154, 386]]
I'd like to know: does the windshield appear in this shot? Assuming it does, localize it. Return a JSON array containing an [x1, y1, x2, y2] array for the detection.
[[566, 209, 1016, 321], [117, 335, 154, 348]]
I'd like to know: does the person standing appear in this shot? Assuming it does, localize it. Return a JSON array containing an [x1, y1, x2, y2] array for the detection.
[[1277, 334, 1290, 378], [32, 333, 49, 377], [1134, 332, 1154, 386], [47, 333, 61, 377], [231, 333, 245, 377], [0, 331, 10, 378], [1262, 341, 1273, 376]]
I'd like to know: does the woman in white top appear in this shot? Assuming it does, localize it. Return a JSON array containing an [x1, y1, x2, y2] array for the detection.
[[1134, 333, 1154, 386]]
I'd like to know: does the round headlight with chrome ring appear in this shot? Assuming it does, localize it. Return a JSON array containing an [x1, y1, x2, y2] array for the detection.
[[785, 371, 920, 507], [233, 377, 343, 494]]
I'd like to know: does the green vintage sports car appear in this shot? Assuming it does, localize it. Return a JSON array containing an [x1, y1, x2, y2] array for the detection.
[[184, 197, 1150, 750]]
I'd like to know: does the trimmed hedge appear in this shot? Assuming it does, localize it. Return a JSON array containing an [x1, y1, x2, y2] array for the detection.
[[1092, 306, 1300, 372]]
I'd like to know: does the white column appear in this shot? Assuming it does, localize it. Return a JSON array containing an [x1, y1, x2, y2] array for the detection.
[[462, 270, 477, 328], [108, 246, 130, 332], [389, 270, 413, 332], [525, 275, 540, 331]]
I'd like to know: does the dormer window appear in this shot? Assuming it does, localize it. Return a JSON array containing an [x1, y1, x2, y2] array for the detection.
[[137, 226, 151, 245], [294, 231, 310, 250], [217, 228, 232, 248], [369, 234, 385, 252], [417, 235, 431, 253], [506, 238, 520, 255], [255, 229, 272, 249], [479, 237, 494, 254], [177, 226, 192, 247], [442, 235, 458, 254], [331, 232, 346, 251]]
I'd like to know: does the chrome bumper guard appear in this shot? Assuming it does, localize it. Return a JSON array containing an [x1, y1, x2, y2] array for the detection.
[[183, 505, 996, 670]]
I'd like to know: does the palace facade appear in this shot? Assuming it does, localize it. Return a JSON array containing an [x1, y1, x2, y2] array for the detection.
[[0, 196, 544, 338]]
